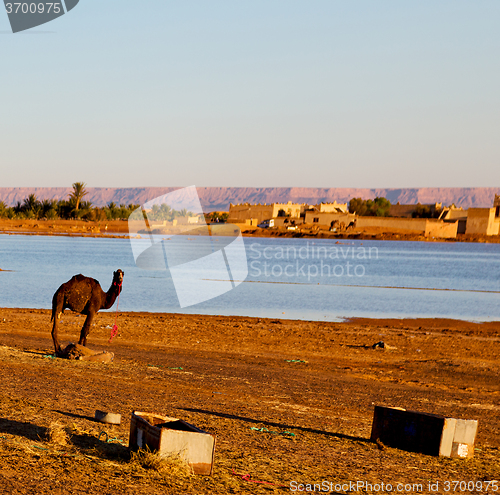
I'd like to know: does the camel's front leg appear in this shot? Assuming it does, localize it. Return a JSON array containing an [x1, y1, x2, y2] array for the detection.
[[78, 312, 96, 347], [51, 313, 63, 356]]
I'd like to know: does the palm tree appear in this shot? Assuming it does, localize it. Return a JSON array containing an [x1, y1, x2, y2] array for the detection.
[[41, 199, 58, 219], [0, 201, 8, 217], [22, 194, 42, 218], [69, 182, 88, 211], [160, 203, 172, 215], [23, 193, 39, 212]]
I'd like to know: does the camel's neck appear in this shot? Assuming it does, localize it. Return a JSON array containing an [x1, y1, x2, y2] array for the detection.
[[102, 282, 122, 309]]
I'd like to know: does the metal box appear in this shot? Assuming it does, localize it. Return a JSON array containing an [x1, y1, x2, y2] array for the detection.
[[371, 405, 478, 458], [129, 411, 216, 475]]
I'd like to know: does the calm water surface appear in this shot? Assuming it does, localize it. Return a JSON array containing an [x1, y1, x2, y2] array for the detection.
[[0, 234, 499, 322]]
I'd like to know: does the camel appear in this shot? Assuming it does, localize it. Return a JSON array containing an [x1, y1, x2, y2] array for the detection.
[[330, 220, 340, 231], [51, 269, 124, 356], [346, 219, 357, 230]]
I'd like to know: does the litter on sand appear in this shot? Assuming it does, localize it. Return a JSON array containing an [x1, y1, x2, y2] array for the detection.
[[250, 427, 295, 437], [129, 411, 216, 475], [371, 405, 478, 458]]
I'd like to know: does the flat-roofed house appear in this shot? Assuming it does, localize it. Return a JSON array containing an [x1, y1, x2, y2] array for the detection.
[[228, 201, 305, 224], [466, 205, 500, 235]]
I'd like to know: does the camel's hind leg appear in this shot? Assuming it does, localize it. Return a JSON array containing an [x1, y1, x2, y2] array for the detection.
[[78, 311, 96, 347], [51, 292, 65, 356]]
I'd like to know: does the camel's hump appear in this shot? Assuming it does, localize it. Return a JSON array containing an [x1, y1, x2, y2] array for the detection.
[[70, 274, 100, 285]]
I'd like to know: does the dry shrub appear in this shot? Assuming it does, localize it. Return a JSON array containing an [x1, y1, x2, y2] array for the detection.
[[46, 421, 69, 446], [130, 447, 193, 477]]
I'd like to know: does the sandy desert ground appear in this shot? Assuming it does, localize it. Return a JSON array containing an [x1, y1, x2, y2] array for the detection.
[[0, 308, 498, 494]]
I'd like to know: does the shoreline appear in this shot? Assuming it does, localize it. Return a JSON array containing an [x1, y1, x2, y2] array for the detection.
[[2, 307, 499, 326], [1, 218, 500, 242]]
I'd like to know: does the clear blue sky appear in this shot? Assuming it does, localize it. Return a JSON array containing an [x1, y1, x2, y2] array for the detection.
[[1, 1, 499, 188]]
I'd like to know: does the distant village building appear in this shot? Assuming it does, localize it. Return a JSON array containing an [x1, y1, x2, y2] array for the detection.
[[301, 201, 351, 226], [355, 216, 459, 238], [273, 201, 304, 218], [461, 195, 500, 236], [228, 201, 305, 224], [465, 207, 500, 236], [227, 195, 500, 238], [312, 202, 349, 214], [148, 215, 202, 229], [228, 201, 349, 225], [304, 211, 355, 226], [439, 206, 466, 221], [439, 206, 467, 234]]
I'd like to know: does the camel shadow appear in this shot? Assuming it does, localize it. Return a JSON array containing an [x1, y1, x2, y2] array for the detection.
[[0, 417, 47, 442], [69, 431, 129, 459], [0, 417, 129, 460], [180, 407, 370, 444], [53, 410, 129, 458]]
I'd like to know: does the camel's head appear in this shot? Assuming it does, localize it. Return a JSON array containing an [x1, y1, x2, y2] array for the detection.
[[113, 269, 124, 286]]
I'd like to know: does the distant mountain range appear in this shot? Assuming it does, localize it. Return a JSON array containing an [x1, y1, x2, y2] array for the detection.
[[1, 187, 499, 211]]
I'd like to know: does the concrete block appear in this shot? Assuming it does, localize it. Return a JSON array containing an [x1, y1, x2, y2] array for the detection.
[[371, 405, 478, 458], [95, 410, 121, 425]]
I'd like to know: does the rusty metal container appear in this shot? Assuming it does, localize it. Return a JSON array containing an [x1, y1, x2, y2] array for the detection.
[[371, 405, 478, 458], [129, 411, 216, 474]]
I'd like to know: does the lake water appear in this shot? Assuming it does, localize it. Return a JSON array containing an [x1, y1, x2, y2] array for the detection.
[[0, 234, 499, 322]]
